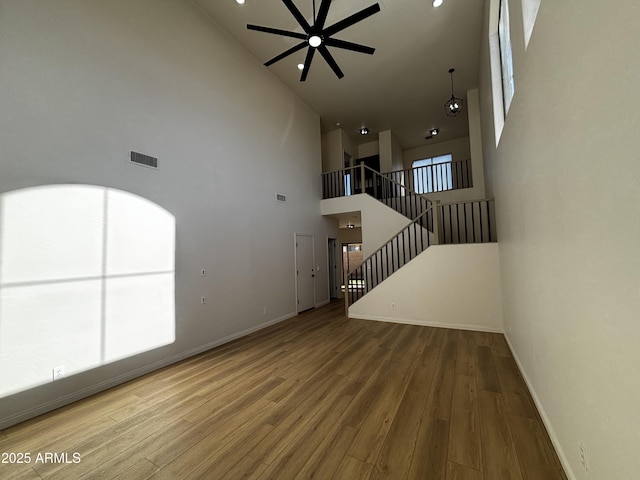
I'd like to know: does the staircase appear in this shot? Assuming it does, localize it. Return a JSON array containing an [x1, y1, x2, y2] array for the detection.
[[322, 164, 433, 230], [321, 163, 496, 309]]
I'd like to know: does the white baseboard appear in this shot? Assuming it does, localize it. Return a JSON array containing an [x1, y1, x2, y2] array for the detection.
[[0, 311, 297, 430], [503, 333, 575, 480], [348, 312, 503, 333]]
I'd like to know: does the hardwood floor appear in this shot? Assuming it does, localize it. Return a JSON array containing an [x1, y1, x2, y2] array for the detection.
[[0, 301, 567, 480]]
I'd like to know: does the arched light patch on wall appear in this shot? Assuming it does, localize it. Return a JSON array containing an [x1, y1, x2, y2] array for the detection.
[[0, 185, 176, 398]]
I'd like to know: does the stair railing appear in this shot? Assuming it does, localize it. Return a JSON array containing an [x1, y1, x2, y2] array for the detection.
[[344, 197, 498, 310], [344, 204, 436, 309], [322, 164, 432, 225]]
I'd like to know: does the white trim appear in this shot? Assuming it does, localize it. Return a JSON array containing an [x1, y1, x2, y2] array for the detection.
[[294, 233, 316, 312], [348, 312, 504, 333], [0, 311, 296, 430], [503, 333, 575, 480]]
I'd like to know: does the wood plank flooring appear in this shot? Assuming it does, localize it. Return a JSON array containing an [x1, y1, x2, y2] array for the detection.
[[0, 301, 567, 480]]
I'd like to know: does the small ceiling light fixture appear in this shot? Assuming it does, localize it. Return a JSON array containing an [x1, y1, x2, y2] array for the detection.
[[360, 127, 369, 135], [297, 63, 305, 70], [433, 0, 444, 7], [425, 128, 439, 140], [236, 0, 245, 4], [444, 68, 464, 117]]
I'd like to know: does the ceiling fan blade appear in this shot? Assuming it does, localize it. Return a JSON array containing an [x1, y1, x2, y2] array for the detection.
[[300, 47, 316, 82], [282, 0, 312, 33], [317, 45, 344, 79], [247, 24, 307, 40], [265, 42, 308, 66], [323, 3, 380, 37], [315, 0, 332, 30], [324, 38, 375, 55]]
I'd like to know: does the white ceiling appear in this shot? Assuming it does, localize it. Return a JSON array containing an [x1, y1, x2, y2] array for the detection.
[[193, 0, 485, 149]]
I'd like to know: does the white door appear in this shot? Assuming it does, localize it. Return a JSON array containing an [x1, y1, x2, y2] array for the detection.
[[295, 234, 315, 312]]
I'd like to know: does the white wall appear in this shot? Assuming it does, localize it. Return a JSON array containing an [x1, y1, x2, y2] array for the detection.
[[321, 195, 410, 259], [378, 130, 403, 173], [0, 0, 336, 427], [479, 0, 640, 479], [349, 244, 503, 332], [357, 140, 380, 160]]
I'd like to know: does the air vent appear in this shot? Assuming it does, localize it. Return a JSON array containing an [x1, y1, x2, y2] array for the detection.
[[275, 193, 286, 203], [129, 151, 158, 169]]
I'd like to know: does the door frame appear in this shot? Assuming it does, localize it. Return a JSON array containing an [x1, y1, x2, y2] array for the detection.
[[327, 237, 340, 299], [294, 233, 316, 313]]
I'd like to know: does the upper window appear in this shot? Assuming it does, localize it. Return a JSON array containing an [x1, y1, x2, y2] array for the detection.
[[412, 154, 453, 193], [521, 0, 541, 49], [499, 0, 515, 114]]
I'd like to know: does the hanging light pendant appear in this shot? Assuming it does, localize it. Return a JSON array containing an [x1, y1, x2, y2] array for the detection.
[[443, 68, 464, 117]]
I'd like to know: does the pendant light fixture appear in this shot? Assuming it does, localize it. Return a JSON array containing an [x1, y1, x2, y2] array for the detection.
[[443, 68, 464, 117]]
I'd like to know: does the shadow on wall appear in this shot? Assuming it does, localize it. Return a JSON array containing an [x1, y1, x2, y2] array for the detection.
[[0, 185, 176, 398]]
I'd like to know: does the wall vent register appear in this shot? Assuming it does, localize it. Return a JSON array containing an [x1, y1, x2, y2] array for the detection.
[[129, 151, 158, 169]]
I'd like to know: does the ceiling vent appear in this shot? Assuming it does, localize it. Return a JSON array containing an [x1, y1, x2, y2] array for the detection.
[[129, 151, 158, 169], [275, 193, 287, 203]]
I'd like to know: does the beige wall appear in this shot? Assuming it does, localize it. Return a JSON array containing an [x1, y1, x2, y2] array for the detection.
[[349, 244, 503, 332], [0, 0, 336, 427], [479, 0, 640, 479], [321, 195, 410, 259]]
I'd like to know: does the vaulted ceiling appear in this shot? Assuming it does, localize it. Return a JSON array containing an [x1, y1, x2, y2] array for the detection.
[[193, 0, 485, 149]]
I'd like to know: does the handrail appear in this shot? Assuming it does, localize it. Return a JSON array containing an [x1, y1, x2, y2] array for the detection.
[[437, 197, 495, 206], [345, 197, 498, 308], [322, 163, 433, 227], [346, 203, 433, 278], [345, 210, 434, 306]]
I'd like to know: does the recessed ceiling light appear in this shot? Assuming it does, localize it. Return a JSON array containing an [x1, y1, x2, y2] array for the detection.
[[236, 0, 245, 4], [433, 0, 444, 7], [297, 63, 304, 70]]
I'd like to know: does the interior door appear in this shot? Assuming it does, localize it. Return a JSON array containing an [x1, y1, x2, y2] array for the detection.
[[295, 234, 315, 312]]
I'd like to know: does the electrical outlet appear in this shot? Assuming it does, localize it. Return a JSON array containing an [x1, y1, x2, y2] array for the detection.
[[579, 441, 588, 472], [201, 296, 206, 304], [52, 366, 65, 381]]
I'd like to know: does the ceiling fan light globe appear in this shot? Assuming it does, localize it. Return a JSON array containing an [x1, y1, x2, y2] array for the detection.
[[309, 35, 322, 48]]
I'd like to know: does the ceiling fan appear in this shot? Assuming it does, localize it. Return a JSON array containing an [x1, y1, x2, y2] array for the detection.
[[247, 0, 381, 81]]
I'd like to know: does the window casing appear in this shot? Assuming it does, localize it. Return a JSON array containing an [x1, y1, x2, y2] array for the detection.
[[499, 0, 515, 113]]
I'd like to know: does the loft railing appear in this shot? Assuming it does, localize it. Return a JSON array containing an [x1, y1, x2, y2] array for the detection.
[[384, 158, 473, 194], [437, 199, 496, 244], [322, 164, 432, 226], [345, 197, 497, 308]]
